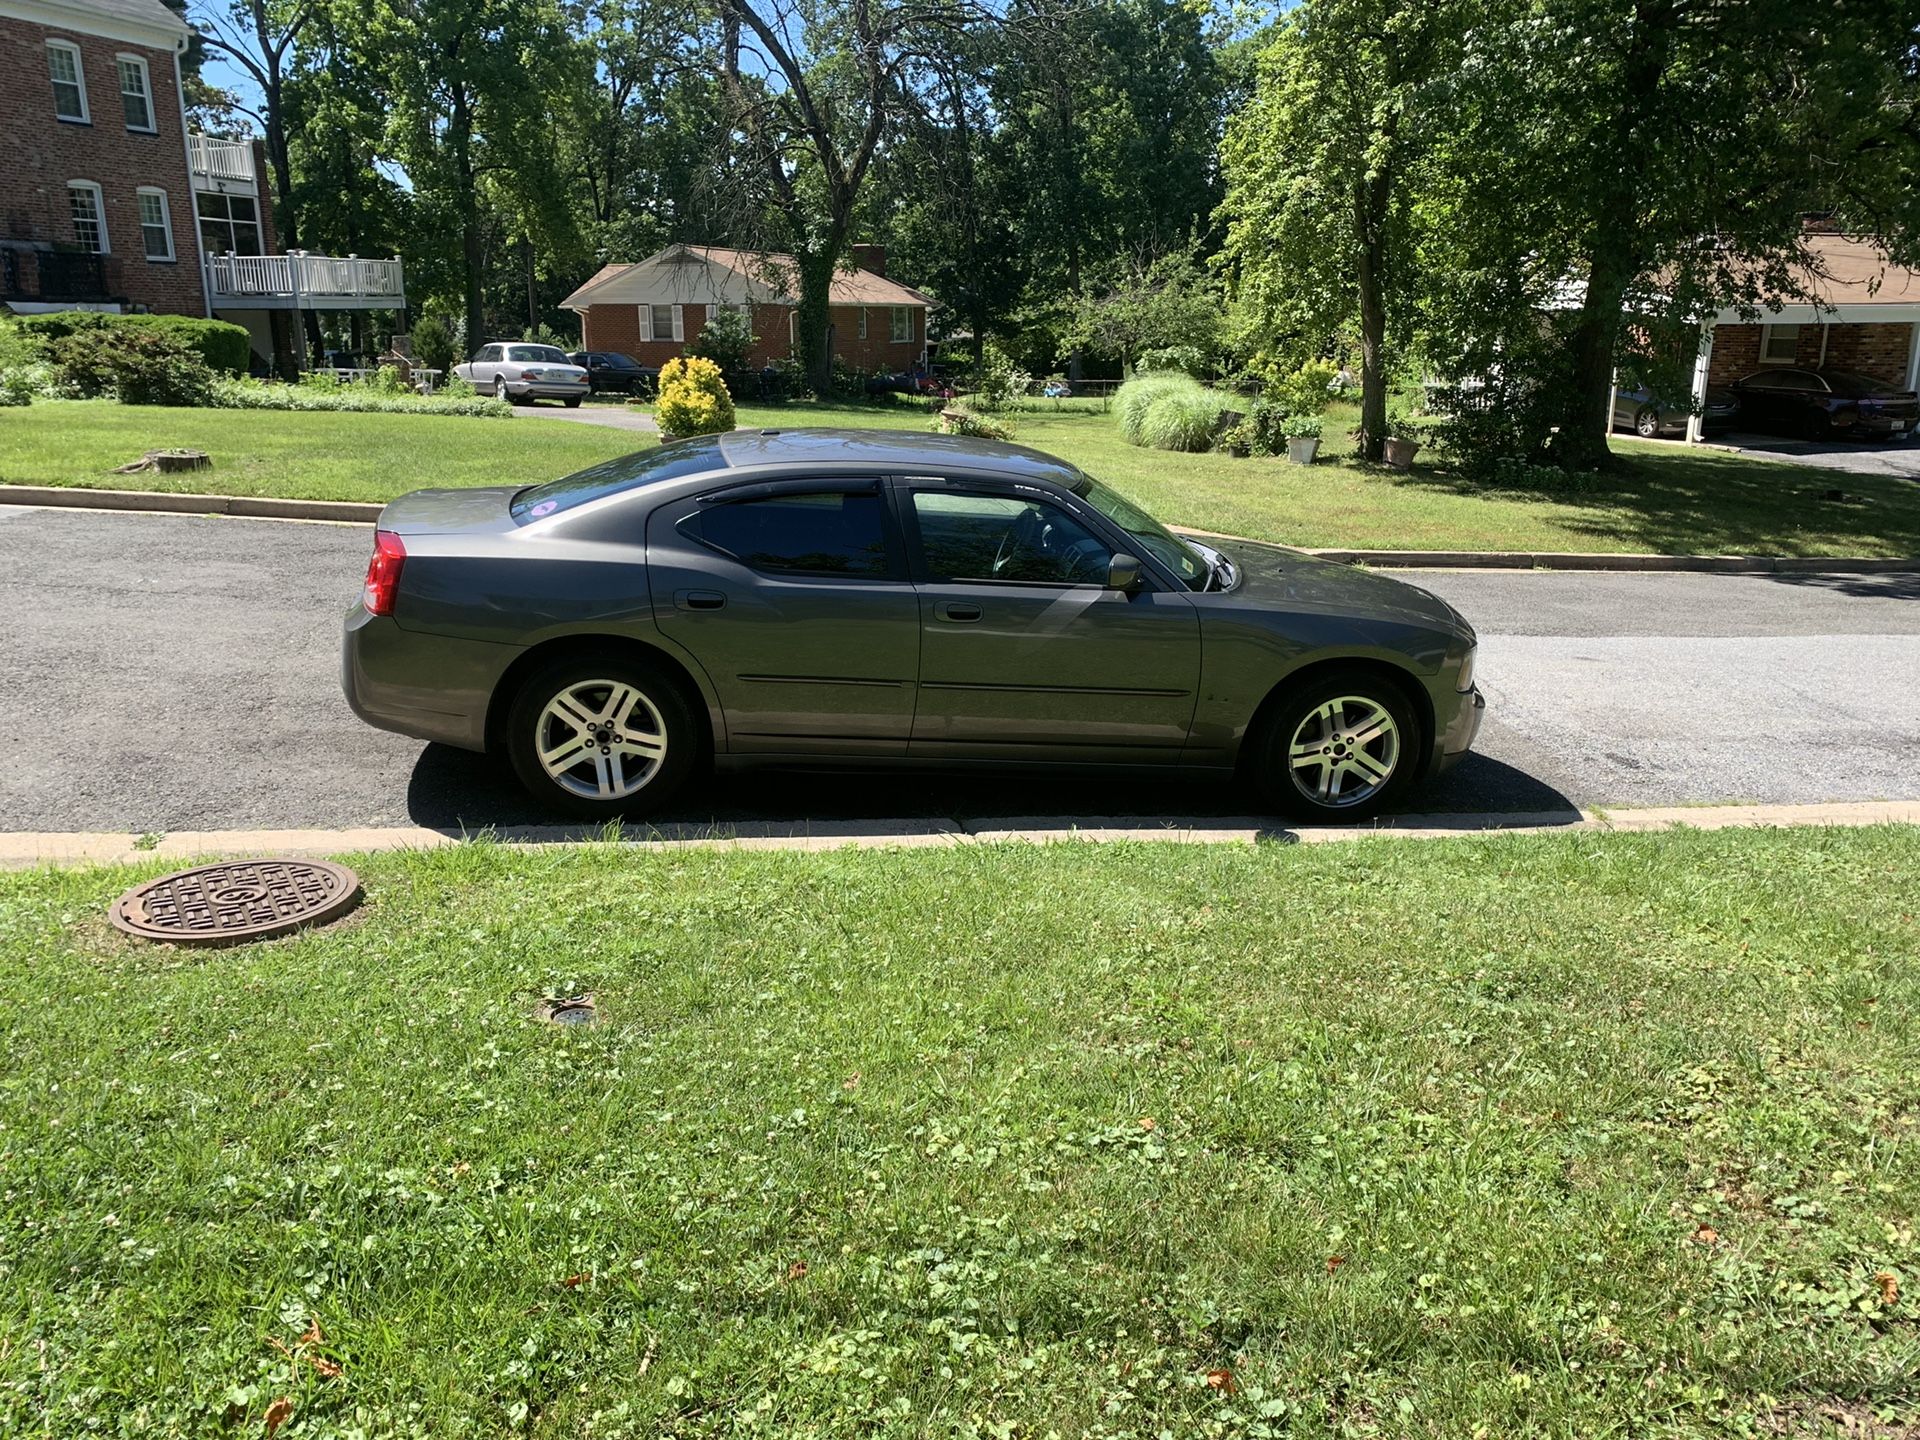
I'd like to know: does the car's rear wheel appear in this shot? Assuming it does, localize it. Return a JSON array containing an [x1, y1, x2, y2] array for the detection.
[[1634, 405, 1662, 439], [507, 657, 699, 818], [494, 377, 514, 404], [1252, 672, 1421, 824], [1803, 408, 1831, 441], [564, 396, 582, 408]]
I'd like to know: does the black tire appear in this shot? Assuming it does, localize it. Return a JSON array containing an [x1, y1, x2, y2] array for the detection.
[[507, 655, 701, 819], [1634, 406, 1662, 439], [494, 377, 514, 405], [1802, 408, 1831, 441], [564, 396, 583, 409], [1250, 670, 1422, 824]]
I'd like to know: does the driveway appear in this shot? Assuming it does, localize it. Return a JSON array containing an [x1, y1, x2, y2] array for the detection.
[[518, 402, 659, 433], [1714, 430, 1920, 480], [2, 507, 1916, 835]]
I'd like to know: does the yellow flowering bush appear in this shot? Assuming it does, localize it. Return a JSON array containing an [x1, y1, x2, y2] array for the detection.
[[655, 355, 736, 437]]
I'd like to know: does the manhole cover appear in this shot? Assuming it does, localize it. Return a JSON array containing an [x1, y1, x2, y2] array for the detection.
[[538, 996, 597, 1026], [109, 859, 361, 946]]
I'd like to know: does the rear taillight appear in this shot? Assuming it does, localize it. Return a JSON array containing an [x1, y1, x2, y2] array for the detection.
[[363, 529, 406, 616]]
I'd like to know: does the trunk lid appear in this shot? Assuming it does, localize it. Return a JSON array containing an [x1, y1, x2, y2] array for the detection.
[[376, 485, 522, 536]]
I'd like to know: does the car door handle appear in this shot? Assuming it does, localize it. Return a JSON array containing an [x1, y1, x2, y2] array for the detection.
[[936, 601, 983, 623], [675, 589, 726, 611]]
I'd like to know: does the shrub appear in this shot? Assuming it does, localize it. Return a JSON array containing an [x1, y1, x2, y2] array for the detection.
[[933, 406, 1015, 441], [1115, 371, 1234, 452], [970, 341, 1030, 413], [48, 329, 215, 406], [655, 355, 736, 436], [1489, 455, 1600, 493], [1246, 398, 1289, 455], [410, 314, 457, 377], [688, 306, 756, 377], [208, 377, 512, 417], [1135, 345, 1208, 379], [1271, 359, 1340, 416], [11, 311, 250, 374]]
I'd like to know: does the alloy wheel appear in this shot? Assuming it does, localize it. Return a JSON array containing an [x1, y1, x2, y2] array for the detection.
[[535, 679, 668, 800], [1287, 695, 1401, 809], [1635, 408, 1661, 438]]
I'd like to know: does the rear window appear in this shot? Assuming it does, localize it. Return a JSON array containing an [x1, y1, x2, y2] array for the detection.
[[508, 345, 570, 364], [1820, 370, 1882, 397], [511, 438, 728, 521]]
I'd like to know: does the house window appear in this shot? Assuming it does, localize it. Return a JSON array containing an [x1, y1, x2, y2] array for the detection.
[[857, 308, 868, 340], [194, 191, 262, 254], [136, 188, 173, 260], [117, 55, 153, 131], [68, 182, 107, 254], [48, 41, 88, 123], [890, 306, 913, 344], [642, 304, 682, 342], [1761, 323, 1801, 363]]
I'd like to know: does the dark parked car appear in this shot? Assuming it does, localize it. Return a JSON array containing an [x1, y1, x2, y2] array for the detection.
[[1610, 382, 1738, 439], [568, 350, 659, 397], [1730, 368, 1920, 440], [344, 432, 1483, 822]]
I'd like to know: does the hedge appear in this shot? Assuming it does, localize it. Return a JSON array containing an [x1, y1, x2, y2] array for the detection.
[[9, 312, 252, 376]]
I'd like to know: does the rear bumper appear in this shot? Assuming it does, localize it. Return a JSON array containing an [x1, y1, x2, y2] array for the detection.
[[341, 606, 519, 752], [511, 381, 589, 400]]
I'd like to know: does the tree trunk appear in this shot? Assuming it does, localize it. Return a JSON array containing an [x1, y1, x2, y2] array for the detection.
[[1352, 165, 1393, 463], [522, 236, 538, 334], [795, 247, 839, 394], [451, 85, 484, 362], [260, 73, 324, 366]]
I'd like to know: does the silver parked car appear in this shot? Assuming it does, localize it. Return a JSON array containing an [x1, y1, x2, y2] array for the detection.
[[455, 343, 589, 407]]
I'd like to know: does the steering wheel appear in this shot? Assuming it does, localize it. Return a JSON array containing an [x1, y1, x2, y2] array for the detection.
[[991, 507, 1042, 577]]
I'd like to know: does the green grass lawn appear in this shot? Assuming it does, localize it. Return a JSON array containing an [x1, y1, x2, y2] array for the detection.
[[2, 828, 1917, 1436], [6, 396, 1920, 555]]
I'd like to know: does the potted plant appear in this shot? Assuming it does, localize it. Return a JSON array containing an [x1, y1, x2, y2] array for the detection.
[[1283, 413, 1323, 464], [1382, 411, 1423, 470]]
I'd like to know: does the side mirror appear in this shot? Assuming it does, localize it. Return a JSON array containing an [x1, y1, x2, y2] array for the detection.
[[1106, 552, 1143, 591]]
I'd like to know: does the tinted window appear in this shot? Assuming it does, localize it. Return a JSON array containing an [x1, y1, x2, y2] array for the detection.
[[1820, 370, 1882, 397], [912, 490, 1113, 585], [1744, 369, 1801, 387], [509, 345, 570, 364], [511, 438, 729, 520], [691, 491, 889, 576], [1075, 477, 1206, 588]]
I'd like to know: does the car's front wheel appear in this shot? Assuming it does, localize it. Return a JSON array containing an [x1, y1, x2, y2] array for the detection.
[[1252, 672, 1420, 823], [1634, 405, 1662, 439], [507, 658, 699, 818]]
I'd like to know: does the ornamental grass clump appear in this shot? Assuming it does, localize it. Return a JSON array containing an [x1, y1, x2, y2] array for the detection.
[[655, 355, 737, 437], [1116, 371, 1234, 451]]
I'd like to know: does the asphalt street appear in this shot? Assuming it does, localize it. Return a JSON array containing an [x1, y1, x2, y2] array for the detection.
[[2, 506, 1916, 834]]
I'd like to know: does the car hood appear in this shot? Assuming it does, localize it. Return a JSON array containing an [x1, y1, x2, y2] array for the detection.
[[1207, 537, 1474, 639], [377, 485, 521, 536]]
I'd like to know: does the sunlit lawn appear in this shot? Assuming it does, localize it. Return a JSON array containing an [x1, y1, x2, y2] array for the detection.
[[2, 827, 1916, 1436], [7, 396, 1920, 555]]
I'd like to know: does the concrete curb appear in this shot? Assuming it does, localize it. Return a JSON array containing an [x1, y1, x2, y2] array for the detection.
[[2, 800, 1914, 870], [7, 485, 1919, 573]]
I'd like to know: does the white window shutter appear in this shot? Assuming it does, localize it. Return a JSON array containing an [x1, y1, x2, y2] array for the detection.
[[672, 307, 685, 342], [705, 304, 716, 323], [638, 305, 652, 342]]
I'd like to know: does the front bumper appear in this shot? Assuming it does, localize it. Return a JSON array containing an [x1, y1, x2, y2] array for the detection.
[[341, 606, 518, 752], [1434, 684, 1485, 773]]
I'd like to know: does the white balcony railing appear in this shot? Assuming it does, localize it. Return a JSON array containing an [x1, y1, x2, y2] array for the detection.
[[187, 133, 256, 183], [204, 251, 406, 307]]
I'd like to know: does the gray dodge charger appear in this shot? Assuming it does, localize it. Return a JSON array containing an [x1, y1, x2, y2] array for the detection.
[[343, 430, 1483, 822]]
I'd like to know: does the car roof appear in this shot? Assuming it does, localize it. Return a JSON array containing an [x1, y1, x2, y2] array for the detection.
[[710, 428, 1083, 485]]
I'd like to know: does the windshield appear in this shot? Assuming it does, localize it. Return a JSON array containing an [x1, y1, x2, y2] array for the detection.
[[509, 345, 571, 364], [1073, 476, 1210, 589]]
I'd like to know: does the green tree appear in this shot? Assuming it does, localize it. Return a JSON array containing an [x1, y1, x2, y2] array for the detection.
[[1218, 0, 1463, 461], [1431, 0, 1920, 469]]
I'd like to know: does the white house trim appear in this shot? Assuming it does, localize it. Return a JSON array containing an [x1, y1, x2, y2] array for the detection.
[[4, 0, 189, 51], [115, 52, 156, 132], [45, 37, 89, 122]]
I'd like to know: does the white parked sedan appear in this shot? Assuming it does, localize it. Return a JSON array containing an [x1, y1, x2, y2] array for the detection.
[[455, 343, 589, 407]]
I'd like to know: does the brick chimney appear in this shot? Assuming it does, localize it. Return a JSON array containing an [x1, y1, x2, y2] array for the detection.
[[851, 243, 887, 277]]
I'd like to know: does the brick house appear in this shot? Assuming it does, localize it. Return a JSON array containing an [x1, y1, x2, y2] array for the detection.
[[2, 0, 405, 372], [560, 243, 936, 372], [1681, 232, 1920, 439]]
